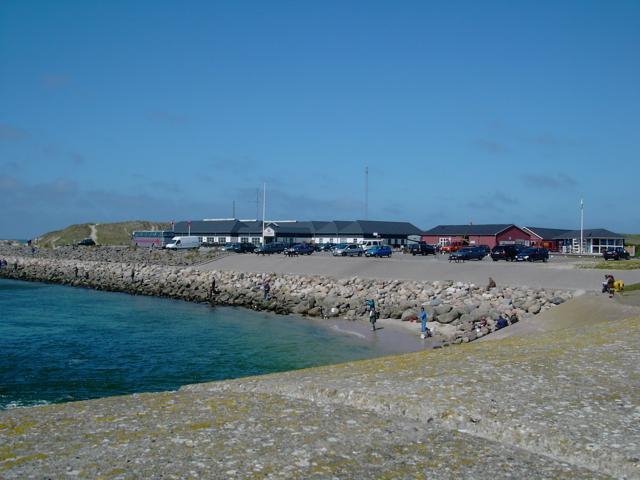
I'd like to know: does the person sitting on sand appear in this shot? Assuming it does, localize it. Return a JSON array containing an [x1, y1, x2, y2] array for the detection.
[[486, 277, 496, 291], [605, 274, 615, 298]]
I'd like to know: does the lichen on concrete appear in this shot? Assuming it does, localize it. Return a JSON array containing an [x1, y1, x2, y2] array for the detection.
[[1, 301, 638, 478]]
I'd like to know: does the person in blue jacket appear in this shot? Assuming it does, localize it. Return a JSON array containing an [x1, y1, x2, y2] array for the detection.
[[420, 306, 430, 339]]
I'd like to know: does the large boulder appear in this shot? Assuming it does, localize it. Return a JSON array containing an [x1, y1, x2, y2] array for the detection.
[[436, 309, 461, 324], [401, 309, 418, 322], [429, 322, 457, 340], [527, 302, 541, 314], [434, 304, 452, 315], [321, 295, 341, 310]]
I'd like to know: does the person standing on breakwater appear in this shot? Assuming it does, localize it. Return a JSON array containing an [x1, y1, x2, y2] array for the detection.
[[130, 268, 135, 283], [262, 279, 271, 300], [209, 277, 217, 304]]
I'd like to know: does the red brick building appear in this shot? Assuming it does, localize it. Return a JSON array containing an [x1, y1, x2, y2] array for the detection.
[[522, 227, 571, 252], [421, 224, 531, 249]]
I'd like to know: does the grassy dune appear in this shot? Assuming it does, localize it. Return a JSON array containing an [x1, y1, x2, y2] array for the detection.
[[624, 233, 640, 245], [36, 221, 170, 248]]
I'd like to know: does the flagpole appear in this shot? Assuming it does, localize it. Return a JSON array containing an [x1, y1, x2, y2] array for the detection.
[[262, 183, 266, 245], [580, 199, 584, 254]]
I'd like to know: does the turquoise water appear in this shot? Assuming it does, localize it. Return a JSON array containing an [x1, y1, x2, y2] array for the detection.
[[0, 279, 397, 409]]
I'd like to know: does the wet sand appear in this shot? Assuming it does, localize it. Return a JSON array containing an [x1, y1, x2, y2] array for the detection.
[[305, 314, 439, 355]]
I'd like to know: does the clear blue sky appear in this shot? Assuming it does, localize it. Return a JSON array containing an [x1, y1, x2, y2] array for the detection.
[[1, 1, 639, 238]]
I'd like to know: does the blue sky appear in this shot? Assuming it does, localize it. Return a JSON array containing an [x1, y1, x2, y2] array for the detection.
[[1, 1, 639, 238]]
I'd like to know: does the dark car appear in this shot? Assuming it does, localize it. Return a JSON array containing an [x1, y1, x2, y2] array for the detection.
[[318, 243, 335, 252], [449, 246, 487, 262], [490, 244, 525, 262], [477, 245, 491, 256], [365, 245, 392, 258], [285, 243, 314, 256], [77, 238, 96, 246], [515, 247, 549, 262], [254, 242, 286, 255], [408, 243, 436, 256], [602, 247, 630, 260], [223, 242, 256, 253]]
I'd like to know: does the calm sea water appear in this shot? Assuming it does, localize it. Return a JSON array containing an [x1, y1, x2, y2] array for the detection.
[[0, 279, 397, 409]]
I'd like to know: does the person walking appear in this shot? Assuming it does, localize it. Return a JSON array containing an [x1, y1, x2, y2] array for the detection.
[[369, 305, 377, 331], [209, 277, 217, 305], [420, 306, 430, 339], [366, 299, 377, 331]]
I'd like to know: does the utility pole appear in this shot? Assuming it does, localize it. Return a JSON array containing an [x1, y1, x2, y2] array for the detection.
[[261, 183, 266, 245], [580, 198, 584, 254], [364, 165, 369, 220], [256, 188, 260, 219], [232, 200, 236, 219]]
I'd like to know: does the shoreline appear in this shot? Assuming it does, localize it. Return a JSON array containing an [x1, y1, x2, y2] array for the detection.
[[0, 253, 572, 346], [0, 275, 435, 358], [0, 276, 432, 412]]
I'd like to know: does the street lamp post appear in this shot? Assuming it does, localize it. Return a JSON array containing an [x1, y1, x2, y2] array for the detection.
[[580, 199, 584, 254]]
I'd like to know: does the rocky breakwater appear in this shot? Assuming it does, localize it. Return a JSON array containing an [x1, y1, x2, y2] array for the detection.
[[0, 256, 571, 344], [0, 242, 224, 267]]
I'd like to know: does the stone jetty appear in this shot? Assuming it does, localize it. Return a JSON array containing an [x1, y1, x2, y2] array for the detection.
[[0, 253, 572, 344]]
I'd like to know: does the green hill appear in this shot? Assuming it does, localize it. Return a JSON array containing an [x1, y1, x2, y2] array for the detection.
[[625, 233, 640, 245], [36, 221, 171, 248]]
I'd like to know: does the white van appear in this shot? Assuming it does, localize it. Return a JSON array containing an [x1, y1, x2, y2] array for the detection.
[[361, 240, 383, 248], [165, 236, 201, 250]]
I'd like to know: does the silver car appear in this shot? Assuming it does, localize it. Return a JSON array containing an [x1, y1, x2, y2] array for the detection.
[[332, 244, 364, 257]]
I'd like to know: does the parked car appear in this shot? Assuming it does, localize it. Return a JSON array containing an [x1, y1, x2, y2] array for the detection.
[[477, 245, 491, 256], [365, 245, 392, 257], [77, 238, 95, 246], [602, 247, 630, 260], [515, 247, 549, 262], [440, 242, 465, 253], [223, 242, 256, 253], [490, 244, 525, 261], [332, 244, 364, 257], [318, 243, 335, 252], [408, 243, 436, 256], [285, 243, 314, 255], [254, 243, 286, 255], [166, 236, 201, 250], [448, 246, 487, 262]]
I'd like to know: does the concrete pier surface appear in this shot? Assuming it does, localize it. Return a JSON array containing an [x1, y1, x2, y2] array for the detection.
[[1, 293, 639, 479]]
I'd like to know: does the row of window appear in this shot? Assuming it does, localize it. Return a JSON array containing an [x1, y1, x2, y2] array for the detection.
[[200, 236, 408, 245]]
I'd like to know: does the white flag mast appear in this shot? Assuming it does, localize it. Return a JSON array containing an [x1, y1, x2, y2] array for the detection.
[[261, 183, 266, 245], [580, 198, 584, 254]]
